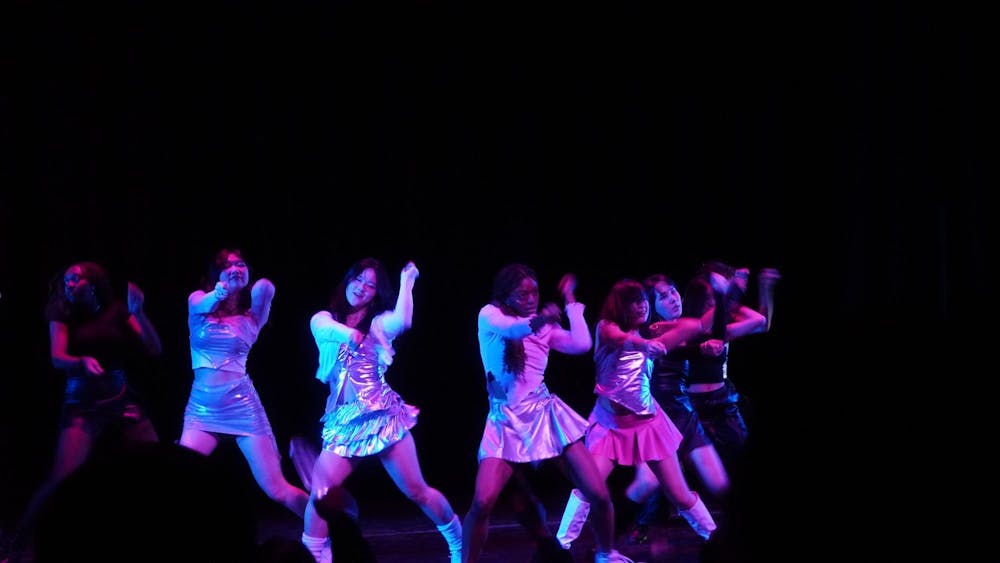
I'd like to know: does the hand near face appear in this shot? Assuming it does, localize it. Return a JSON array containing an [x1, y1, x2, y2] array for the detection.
[[214, 281, 230, 300], [529, 302, 563, 332], [347, 329, 365, 352], [539, 301, 562, 324]]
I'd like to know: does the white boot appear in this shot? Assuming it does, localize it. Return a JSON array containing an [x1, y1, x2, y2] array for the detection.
[[678, 491, 716, 540], [301, 533, 331, 563], [556, 488, 591, 549], [594, 549, 636, 563], [435, 514, 463, 563]]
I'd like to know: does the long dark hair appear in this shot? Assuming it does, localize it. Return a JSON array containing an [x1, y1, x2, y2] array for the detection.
[[327, 257, 393, 334], [490, 263, 537, 377], [684, 269, 727, 340], [201, 248, 252, 314]]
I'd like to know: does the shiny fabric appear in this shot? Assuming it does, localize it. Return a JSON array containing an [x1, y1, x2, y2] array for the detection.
[[686, 378, 747, 463], [649, 354, 713, 455], [584, 401, 682, 466], [320, 314, 419, 457], [189, 312, 259, 372], [584, 322, 683, 466], [182, 373, 275, 440], [592, 328, 655, 415], [477, 382, 589, 463], [60, 369, 147, 433], [64, 368, 127, 406]]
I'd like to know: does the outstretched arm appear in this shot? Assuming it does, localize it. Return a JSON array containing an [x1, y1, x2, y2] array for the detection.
[[651, 317, 705, 350], [597, 319, 665, 357]]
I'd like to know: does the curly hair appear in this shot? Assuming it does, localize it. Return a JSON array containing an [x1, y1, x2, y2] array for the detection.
[[45, 261, 115, 321]]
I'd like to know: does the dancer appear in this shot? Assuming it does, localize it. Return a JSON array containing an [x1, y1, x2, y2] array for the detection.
[[2, 261, 162, 563], [557, 273, 730, 547], [179, 248, 309, 518], [464, 264, 630, 563], [627, 263, 779, 542], [681, 262, 779, 470], [300, 258, 461, 563], [555, 278, 717, 551]]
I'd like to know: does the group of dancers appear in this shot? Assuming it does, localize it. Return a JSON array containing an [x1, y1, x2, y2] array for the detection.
[[4, 249, 779, 563]]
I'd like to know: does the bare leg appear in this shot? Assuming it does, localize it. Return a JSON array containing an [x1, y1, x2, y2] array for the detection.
[[9, 424, 95, 555], [463, 457, 514, 563], [178, 428, 220, 456], [687, 444, 730, 499], [236, 434, 309, 517], [379, 433, 456, 524]]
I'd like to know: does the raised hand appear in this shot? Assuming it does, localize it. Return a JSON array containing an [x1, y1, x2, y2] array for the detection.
[[401, 261, 420, 285], [214, 281, 230, 300], [758, 267, 781, 288], [127, 282, 145, 315], [529, 302, 563, 332], [557, 273, 577, 304]]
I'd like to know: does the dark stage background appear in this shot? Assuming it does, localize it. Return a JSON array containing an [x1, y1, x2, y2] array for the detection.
[[1, 3, 987, 557]]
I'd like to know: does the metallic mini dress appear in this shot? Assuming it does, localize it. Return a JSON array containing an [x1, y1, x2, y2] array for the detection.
[[320, 315, 419, 458]]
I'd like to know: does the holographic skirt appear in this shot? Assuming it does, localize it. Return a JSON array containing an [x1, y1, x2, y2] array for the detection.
[[584, 400, 682, 466], [478, 384, 590, 463], [320, 391, 419, 458], [182, 373, 275, 438]]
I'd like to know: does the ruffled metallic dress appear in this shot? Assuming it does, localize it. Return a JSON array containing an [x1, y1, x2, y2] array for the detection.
[[320, 322, 419, 458]]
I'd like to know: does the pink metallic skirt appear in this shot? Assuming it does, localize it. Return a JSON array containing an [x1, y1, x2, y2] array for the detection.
[[584, 400, 682, 466], [478, 385, 590, 463]]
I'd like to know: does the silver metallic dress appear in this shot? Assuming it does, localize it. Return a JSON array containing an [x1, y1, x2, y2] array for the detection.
[[320, 316, 419, 458]]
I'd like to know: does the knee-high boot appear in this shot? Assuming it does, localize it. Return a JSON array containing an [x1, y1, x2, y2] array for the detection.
[[678, 491, 717, 540], [555, 488, 591, 549]]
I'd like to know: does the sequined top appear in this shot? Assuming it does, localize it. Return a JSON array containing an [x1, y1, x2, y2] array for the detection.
[[189, 312, 260, 373], [314, 312, 399, 413], [478, 303, 556, 408], [592, 320, 655, 416]]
